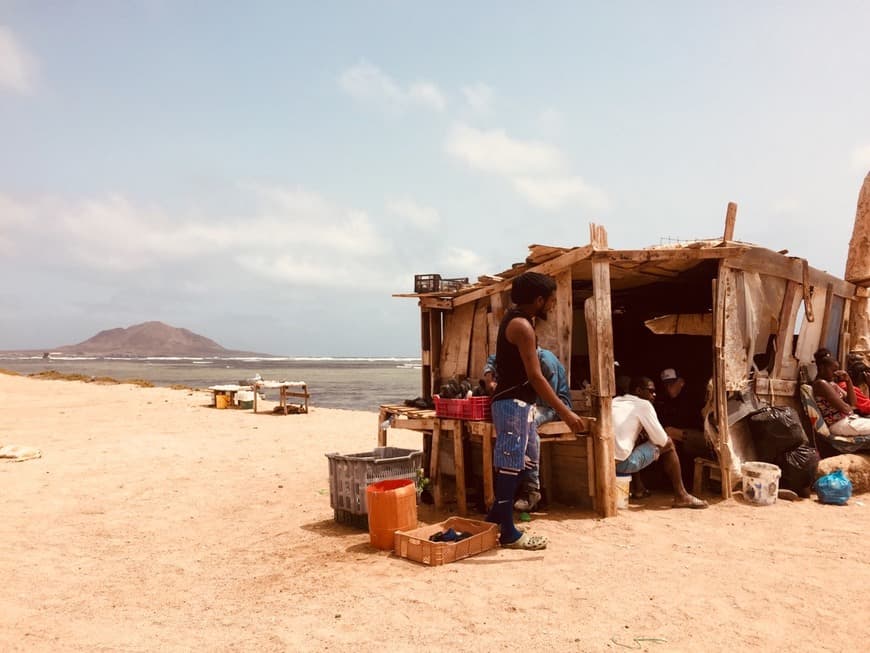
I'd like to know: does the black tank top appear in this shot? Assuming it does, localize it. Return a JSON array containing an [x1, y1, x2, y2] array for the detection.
[[492, 308, 537, 404]]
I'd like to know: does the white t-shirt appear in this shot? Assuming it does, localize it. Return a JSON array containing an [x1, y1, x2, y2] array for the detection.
[[611, 394, 669, 461]]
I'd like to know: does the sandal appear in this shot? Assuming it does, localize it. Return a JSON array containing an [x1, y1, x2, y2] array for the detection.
[[672, 495, 708, 509], [630, 489, 652, 499], [501, 532, 548, 550]]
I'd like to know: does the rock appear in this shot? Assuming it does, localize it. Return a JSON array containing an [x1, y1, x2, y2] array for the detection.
[[817, 454, 870, 494]]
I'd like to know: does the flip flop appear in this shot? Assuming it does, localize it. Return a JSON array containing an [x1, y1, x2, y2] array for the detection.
[[672, 496, 708, 509], [630, 489, 652, 499], [501, 532, 548, 550]]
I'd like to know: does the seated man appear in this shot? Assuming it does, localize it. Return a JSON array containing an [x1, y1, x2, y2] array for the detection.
[[655, 367, 713, 487], [484, 348, 572, 511], [613, 377, 708, 509]]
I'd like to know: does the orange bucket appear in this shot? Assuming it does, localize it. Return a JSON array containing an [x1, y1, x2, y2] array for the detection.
[[366, 479, 417, 551]]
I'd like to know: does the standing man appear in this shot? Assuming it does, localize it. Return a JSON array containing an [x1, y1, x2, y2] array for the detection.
[[483, 347, 573, 512], [485, 272, 584, 550]]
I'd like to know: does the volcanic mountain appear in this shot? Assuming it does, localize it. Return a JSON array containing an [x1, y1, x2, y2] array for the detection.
[[52, 321, 263, 357]]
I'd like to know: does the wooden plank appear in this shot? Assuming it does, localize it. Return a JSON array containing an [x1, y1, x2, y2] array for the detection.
[[723, 248, 855, 299], [488, 290, 507, 354], [481, 422, 494, 509], [468, 300, 489, 382], [723, 202, 737, 241], [439, 302, 475, 380], [595, 245, 748, 264], [446, 419, 467, 515], [644, 313, 713, 336], [420, 308, 432, 400], [452, 244, 594, 308], [537, 418, 594, 435], [418, 297, 454, 310], [753, 377, 798, 397], [389, 417, 437, 431], [430, 420, 443, 509], [555, 268, 573, 375], [772, 280, 802, 379], [713, 273, 734, 498], [429, 309, 442, 393], [818, 282, 835, 348], [588, 223, 616, 518]]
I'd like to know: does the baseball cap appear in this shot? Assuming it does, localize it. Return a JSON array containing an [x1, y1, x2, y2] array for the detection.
[[660, 368, 678, 382]]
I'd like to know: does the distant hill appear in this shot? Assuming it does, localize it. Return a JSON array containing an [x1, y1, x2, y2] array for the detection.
[[49, 321, 265, 357]]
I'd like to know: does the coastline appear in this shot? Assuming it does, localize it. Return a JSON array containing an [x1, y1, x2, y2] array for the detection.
[[2, 373, 869, 651]]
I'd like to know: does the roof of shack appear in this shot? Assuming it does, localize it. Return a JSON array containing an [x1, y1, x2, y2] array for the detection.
[[394, 238, 856, 307]]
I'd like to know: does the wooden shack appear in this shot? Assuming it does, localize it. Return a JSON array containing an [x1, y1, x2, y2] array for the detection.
[[381, 203, 868, 518]]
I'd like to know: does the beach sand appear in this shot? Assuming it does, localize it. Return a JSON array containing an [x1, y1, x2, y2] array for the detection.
[[2, 373, 869, 652]]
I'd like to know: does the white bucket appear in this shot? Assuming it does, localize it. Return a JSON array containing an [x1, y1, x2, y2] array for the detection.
[[741, 461, 781, 506], [615, 475, 631, 509]]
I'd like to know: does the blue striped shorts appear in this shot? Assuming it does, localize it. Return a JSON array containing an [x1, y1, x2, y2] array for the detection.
[[492, 398, 537, 472]]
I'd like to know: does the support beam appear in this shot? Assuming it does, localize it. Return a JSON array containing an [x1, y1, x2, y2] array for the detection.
[[712, 273, 734, 498], [723, 201, 737, 241], [587, 223, 617, 518]]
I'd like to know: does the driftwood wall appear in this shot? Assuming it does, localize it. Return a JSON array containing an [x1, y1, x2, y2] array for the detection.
[[422, 279, 574, 395]]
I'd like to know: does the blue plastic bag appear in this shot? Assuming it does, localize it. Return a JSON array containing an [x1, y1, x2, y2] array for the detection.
[[814, 469, 853, 505]]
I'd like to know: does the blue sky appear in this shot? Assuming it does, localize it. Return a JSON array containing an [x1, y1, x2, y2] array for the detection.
[[1, 1, 869, 355]]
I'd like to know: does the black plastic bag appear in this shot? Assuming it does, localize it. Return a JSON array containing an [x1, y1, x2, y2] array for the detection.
[[747, 406, 808, 462], [776, 444, 820, 496]]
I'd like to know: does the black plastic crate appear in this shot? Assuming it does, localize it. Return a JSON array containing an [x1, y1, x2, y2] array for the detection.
[[414, 274, 441, 293]]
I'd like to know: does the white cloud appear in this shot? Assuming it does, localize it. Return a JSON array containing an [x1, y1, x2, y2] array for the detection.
[[0, 26, 37, 94], [408, 82, 446, 111], [445, 123, 608, 211], [445, 123, 563, 177], [441, 247, 488, 273], [462, 83, 493, 115], [853, 144, 870, 172], [512, 176, 610, 211], [339, 60, 446, 113], [386, 198, 440, 230], [0, 186, 429, 293]]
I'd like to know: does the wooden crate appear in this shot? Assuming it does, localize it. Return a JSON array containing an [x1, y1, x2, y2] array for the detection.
[[393, 517, 497, 566]]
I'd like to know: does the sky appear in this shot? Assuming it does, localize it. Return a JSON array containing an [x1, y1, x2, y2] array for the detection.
[[1, 1, 869, 356]]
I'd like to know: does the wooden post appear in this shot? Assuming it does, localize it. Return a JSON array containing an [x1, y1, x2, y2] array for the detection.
[[447, 419, 467, 515], [482, 423, 494, 510], [712, 273, 734, 498], [429, 310, 442, 397], [430, 420, 443, 509], [420, 307, 432, 400], [377, 407, 389, 447], [723, 202, 737, 242], [586, 223, 617, 518]]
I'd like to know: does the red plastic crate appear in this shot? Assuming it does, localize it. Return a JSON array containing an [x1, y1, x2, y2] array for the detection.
[[433, 395, 491, 421]]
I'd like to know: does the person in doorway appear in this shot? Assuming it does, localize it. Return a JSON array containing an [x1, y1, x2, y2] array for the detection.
[[485, 272, 584, 550], [655, 367, 713, 489], [613, 377, 708, 509], [484, 348, 572, 511], [813, 350, 870, 436]]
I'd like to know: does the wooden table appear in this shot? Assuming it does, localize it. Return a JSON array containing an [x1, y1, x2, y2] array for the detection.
[[253, 381, 310, 414], [378, 404, 595, 515], [208, 384, 251, 408]]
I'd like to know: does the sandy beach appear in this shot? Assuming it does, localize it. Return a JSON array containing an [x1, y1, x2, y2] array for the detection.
[[2, 373, 869, 652]]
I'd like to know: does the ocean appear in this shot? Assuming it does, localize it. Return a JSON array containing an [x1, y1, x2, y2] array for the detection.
[[0, 356, 423, 412]]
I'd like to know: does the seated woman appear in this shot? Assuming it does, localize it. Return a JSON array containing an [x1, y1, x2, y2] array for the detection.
[[813, 351, 870, 436], [844, 361, 870, 417]]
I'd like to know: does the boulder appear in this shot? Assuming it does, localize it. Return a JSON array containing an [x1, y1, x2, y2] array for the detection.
[[817, 454, 870, 494]]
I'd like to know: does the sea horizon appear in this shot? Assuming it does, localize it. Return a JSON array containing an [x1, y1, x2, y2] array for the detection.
[[0, 354, 424, 412]]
